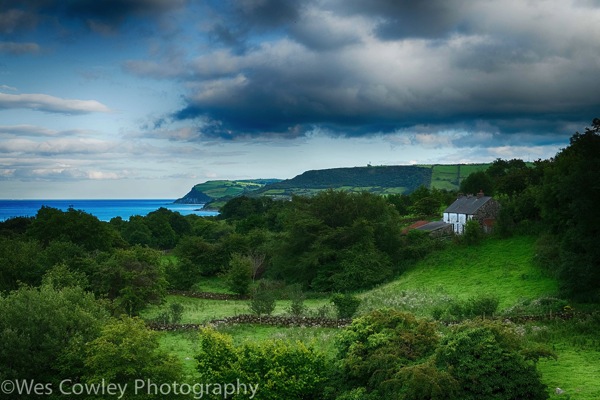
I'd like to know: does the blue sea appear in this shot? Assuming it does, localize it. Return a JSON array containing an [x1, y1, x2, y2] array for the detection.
[[0, 199, 218, 222]]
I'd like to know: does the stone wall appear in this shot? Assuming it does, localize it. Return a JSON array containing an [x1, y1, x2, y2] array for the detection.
[[147, 314, 351, 331], [473, 198, 501, 225]]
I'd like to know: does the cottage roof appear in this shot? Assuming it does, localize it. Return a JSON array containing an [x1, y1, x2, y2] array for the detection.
[[444, 195, 493, 215]]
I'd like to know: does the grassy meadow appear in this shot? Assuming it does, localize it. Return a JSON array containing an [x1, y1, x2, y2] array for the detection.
[[146, 235, 600, 399], [430, 163, 490, 191]]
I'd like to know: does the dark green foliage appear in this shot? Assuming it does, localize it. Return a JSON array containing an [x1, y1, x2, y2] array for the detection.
[[334, 311, 548, 400], [533, 234, 561, 276], [0, 237, 45, 291], [219, 195, 271, 220], [486, 158, 532, 197], [41, 263, 88, 290], [173, 236, 226, 283], [287, 283, 306, 316], [432, 295, 499, 322], [226, 253, 253, 296], [538, 119, 600, 300], [334, 310, 440, 398], [120, 215, 153, 246], [435, 321, 549, 400], [93, 246, 167, 316], [0, 216, 32, 237], [271, 190, 403, 291], [460, 170, 494, 196], [461, 219, 484, 245], [0, 285, 109, 384], [411, 195, 442, 216], [386, 193, 412, 215], [249, 280, 276, 316], [331, 293, 361, 319], [27, 206, 116, 251]]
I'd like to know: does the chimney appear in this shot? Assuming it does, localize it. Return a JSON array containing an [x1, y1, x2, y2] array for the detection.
[[477, 190, 484, 199]]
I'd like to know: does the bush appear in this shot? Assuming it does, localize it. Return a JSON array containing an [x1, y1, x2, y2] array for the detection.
[[286, 284, 306, 316], [197, 327, 327, 400], [169, 302, 184, 324], [432, 295, 499, 322], [331, 293, 361, 319], [435, 320, 549, 400], [249, 280, 276, 316], [464, 295, 499, 318], [226, 253, 253, 296], [461, 219, 484, 245], [334, 310, 440, 398], [83, 316, 182, 391]]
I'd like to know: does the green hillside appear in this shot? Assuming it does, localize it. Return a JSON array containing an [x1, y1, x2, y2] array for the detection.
[[359, 236, 558, 314], [174, 179, 281, 204], [429, 163, 490, 190], [175, 163, 493, 207], [255, 165, 432, 197]]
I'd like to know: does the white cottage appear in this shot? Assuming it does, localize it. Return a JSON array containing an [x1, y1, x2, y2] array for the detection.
[[443, 191, 500, 234]]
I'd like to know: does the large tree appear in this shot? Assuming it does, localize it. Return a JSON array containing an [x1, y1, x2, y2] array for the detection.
[[539, 118, 600, 300]]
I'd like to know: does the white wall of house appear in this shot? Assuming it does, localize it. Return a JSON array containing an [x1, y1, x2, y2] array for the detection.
[[443, 212, 472, 234]]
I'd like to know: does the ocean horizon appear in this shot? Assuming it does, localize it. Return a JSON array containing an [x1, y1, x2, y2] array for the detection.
[[0, 199, 218, 222]]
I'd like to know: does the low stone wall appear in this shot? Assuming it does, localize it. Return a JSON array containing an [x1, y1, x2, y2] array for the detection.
[[168, 290, 246, 300], [148, 314, 351, 331]]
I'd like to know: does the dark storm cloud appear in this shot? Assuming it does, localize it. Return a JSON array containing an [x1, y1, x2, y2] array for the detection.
[[0, 0, 186, 34], [205, 0, 303, 53], [230, 0, 301, 28], [116, 0, 600, 144], [329, 0, 471, 40]]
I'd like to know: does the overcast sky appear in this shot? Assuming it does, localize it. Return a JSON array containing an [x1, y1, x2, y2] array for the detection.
[[1, 0, 599, 199]]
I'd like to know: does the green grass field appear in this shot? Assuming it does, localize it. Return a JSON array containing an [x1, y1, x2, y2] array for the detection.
[[142, 295, 334, 324], [430, 163, 490, 191], [359, 236, 558, 316]]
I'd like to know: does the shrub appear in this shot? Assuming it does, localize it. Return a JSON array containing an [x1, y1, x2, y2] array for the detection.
[[432, 295, 499, 322], [83, 316, 182, 391], [333, 311, 549, 400], [435, 320, 549, 400], [334, 310, 440, 398], [169, 302, 184, 324], [197, 327, 327, 400], [464, 295, 499, 318], [286, 284, 306, 316], [226, 253, 253, 296], [461, 219, 484, 245], [331, 293, 361, 319], [249, 280, 276, 316]]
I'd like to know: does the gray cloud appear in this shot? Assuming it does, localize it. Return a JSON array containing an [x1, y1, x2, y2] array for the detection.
[[0, 9, 37, 34], [0, 41, 40, 54], [0, 125, 95, 137], [331, 0, 472, 40], [0, 0, 186, 35], [144, 0, 599, 142], [0, 93, 111, 114]]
